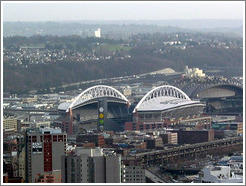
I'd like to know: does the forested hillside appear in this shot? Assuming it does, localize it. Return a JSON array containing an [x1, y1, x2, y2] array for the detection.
[[3, 33, 243, 94]]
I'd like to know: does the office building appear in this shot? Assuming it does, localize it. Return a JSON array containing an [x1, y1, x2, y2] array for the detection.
[[25, 127, 66, 183], [61, 148, 121, 183], [160, 132, 178, 145], [176, 129, 214, 144]]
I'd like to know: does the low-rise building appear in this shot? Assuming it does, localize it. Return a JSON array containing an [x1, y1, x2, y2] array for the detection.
[[122, 165, 145, 183], [173, 129, 214, 144], [160, 132, 178, 145], [3, 117, 18, 133], [201, 165, 243, 183]]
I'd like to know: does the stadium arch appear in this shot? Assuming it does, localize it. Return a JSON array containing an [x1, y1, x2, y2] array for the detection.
[[66, 85, 130, 112], [133, 85, 191, 113]]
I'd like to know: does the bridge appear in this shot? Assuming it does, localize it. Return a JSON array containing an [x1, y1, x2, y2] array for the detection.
[[124, 136, 243, 167]]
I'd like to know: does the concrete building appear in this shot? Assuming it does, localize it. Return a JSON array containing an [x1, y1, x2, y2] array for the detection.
[[122, 87, 132, 96], [144, 137, 163, 149], [3, 117, 18, 132], [21, 95, 38, 103], [105, 151, 122, 183], [18, 148, 26, 181], [76, 133, 105, 147], [122, 165, 146, 183], [160, 132, 178, 145], [61, 148, 121, 183], [175, 129, 214, 144], [178, 116, 212, 130], [184, 65, 206, 78], [125, 121, 167, 131], [95, 28, 101, 38], [25, 127, 66, 183]]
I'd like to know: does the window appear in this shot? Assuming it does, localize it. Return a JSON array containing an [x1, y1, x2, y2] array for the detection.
[[53, 135, 57, 142], [139, 125, 144, 130]]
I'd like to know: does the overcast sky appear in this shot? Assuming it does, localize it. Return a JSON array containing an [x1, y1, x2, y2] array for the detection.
[[2, 1, 245, 22]]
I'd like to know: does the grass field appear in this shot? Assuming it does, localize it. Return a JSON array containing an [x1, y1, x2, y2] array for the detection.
[[95, 44, 132, 53]]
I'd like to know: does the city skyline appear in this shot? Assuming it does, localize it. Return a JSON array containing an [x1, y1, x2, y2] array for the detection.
[[2, 0, 244, 184]]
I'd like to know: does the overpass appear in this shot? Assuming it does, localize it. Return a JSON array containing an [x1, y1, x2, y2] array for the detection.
[[124, 136, 243, 167]]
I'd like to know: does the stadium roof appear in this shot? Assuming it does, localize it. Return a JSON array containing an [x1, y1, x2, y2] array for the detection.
[[135, 96, 202, 112], [133, 85, 202, 113], [58, 85, 130, 112], [58, 101, 72, 111]]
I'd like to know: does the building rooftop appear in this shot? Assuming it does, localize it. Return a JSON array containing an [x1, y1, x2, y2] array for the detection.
[[136, 96, 202, 112], [58, 101, 72, 111], [26, 127, 63, 135]]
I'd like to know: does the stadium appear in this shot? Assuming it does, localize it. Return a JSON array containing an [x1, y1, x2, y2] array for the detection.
[[56, 85, 208, 134], [173, 78, 243, 115], [124, 85, 206, 131], [56, 85, 130, 135], [133, 85, 204, 121]]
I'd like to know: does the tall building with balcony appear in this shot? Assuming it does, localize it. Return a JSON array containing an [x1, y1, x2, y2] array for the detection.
[[25, 127, 66, 183]]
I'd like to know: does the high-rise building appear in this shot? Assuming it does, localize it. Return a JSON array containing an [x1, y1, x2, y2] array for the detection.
[[95, 28, 101, 38], [61, 148, 121, 183], [18, 148, 26, 181], [25, 127, 66, 183]]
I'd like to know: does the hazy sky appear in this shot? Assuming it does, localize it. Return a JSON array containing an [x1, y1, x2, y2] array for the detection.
[[2, 1, 245, 22]]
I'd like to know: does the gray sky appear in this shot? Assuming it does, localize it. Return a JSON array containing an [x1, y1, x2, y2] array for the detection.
[[2, 1, 245, 22]]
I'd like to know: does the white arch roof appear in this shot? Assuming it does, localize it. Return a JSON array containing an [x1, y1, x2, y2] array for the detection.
[[65, 85, 130, 112], [133, 85, 193, 113]]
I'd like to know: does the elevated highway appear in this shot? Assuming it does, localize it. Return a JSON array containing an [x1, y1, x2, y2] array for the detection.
[[124, 136, 243, 167]]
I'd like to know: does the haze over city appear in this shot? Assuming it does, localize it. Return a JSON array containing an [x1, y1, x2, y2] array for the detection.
[[3, 1, 244, 22]]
